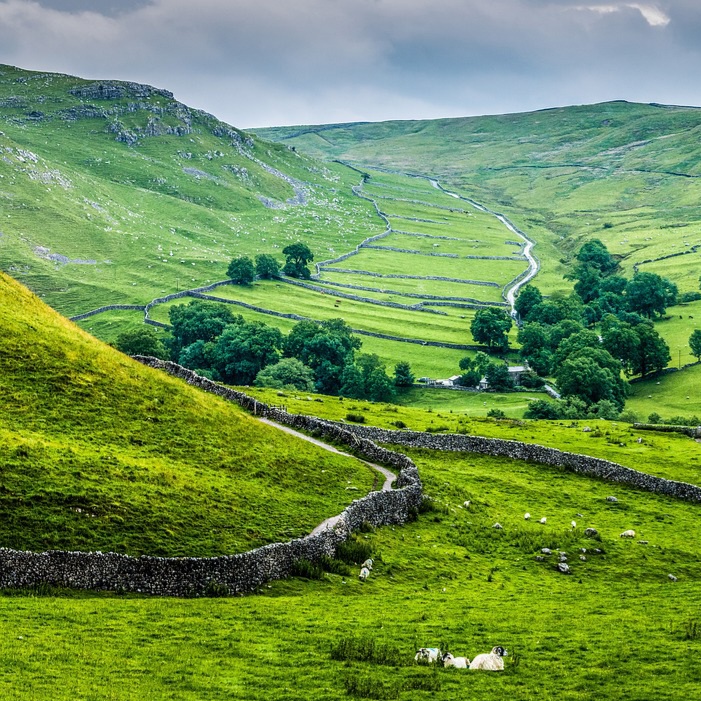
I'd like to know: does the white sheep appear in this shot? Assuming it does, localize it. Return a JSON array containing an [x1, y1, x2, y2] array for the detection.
[[539, 517, 547, 524], [359, 567, 370, 580], [361, 558, 374, 570], [414, 647, 441, 664], [469, 646, 508, 671], [442, 652, 469, 668], [524, 512, 531, 520], [571, 520, 577, 529], [464, 500, 471, 508], [620, 530, 636, 538]]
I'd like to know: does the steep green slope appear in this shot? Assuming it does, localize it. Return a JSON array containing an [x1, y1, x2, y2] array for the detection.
[[256, 101, 701, 296], [0, 64, 380, 316], [0, 272, 374, 555]]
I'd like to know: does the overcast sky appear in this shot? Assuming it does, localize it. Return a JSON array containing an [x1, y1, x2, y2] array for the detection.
[[0, 0, 699, 128]]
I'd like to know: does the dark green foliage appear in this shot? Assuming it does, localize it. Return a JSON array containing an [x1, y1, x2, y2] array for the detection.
[[514, 284, 542, 320], [519, 370, 545, 389], [226, 255, 255, 285], [484, 362, 513, 391], [393, 361, 414, 387], [486, 408, 506, 419], [625, 272, 678, 319], [470, 307, 512, 350], [178, 339, 211, 371], [282, 242, 314, 279], [689, 330, 701, 361], [254, 253, 281, 279], [555, 352, 627, 410], [524, 399, 561, 419], [517, 323, 551, 375], [336, 536, 372, 565], [576, 239, 620, 276], [115, 326, 168, 360], [290, 558, 324, 580], [169, 301, 237, 350], [203, 580, 230, 597], [680, 291, 701, 303], [340, 364, 367, 399], [209, 321, 284, 384], [346, 412, 366, 423], [366, 368, 396, 403], [331, 636, 404, 666], [648, 412, 663, 423], [254, 357, 315, 391], [633, 324, 671, 378]]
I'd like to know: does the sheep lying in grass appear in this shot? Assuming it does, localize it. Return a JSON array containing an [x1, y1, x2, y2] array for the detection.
[[414, 647, 441, 664], [359, 567, 370, 581], [469, 646, 508, 671], [620, 530, 636, 538], [442, 652, 469, 668], [361, 558, 373, 570]]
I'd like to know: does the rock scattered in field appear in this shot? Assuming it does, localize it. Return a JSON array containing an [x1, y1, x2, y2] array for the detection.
[[668, 574, 678, 582], [557, 563, 571, 574], [606, 496, 618, 503], [585, 528, 598, 537], [541, 548, 551, 555], [493, 523, 503, 529]]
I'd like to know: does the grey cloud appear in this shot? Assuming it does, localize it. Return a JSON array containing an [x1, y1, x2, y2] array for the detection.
[[0, 0, 699, 127]]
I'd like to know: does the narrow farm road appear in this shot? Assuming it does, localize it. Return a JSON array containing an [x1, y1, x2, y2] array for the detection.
[[429, 179, 539, 314], [257, 417, 396, 536]]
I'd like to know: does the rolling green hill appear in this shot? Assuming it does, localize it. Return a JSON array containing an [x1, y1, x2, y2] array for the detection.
[[256, 101, 701, 297], [0, 271, 375, 556]]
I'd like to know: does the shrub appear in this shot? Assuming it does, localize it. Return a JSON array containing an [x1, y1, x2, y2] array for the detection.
[[392, 420, 407, 429], [203, 580, 230, 597], [290, 558, 324, 580], [336, 536, 373, 565], [425, 425, 450, 433], [648, 412, 663, 424], [346, 412, 366, 423], [331, 636, 403, 665], [487, 408, 506, 419]]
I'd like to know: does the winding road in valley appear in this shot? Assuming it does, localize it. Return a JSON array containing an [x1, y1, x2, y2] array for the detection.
[[430, 179, 539, 314]]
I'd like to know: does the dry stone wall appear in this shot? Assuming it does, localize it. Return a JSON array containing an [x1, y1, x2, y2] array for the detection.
[[336, 424, 701, 503], [0, 359, 422, 597]]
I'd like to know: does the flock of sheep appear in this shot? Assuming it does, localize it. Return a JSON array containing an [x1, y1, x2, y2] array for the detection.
[[414, 646, 508, 671]]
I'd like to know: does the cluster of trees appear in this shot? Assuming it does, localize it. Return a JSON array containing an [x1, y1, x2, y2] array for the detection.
[[226, 242, 314, 285], [117, 301, 414, 401], [514, 240, 680, 418], [456, 351, 543, 392]]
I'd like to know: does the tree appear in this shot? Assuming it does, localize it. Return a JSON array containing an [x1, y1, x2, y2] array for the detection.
[[115, 326, 168, 359], [484, 362, 513, 391], [575, 239, 619, 276], [524, 399, 561, 420], [178, 339, 212, 371], [168, 301, 237, 354], [470, 308, 512, 351], [255, 254, 281, 280], [283, 318, 361, 394], [366, 368, 396, 402], [601, 319, 640, 376], [632, 323, 671, 378], [393, 361, 415, 387], [625, 272, 678, 319], [555, 348, 627, 409], [254, 357, 315, 391], [457, 356, 482, 387], [555, 329, 601, 364], [690, 330, 701, 362], [339, 364, 366, 399], [227, 255, 255, 285], [209, 321, 283, 385], [282, 242, 314, 279], [514, 285, 542, 321]]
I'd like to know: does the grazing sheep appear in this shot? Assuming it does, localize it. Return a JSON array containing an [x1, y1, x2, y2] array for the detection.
[[469, 646, 508, 671], [442, 652, 469, 669], [359, 567, 370, 580], [620, 530, 636, 538], [415, 647, 442, 664], [571, 521, 577, 529], [361, 558, 373, 570], [524, 512, 531, 520], [539, 517, 547, 524], [464, 500, 471, 508]]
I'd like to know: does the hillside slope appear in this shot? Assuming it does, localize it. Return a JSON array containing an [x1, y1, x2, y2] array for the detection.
[[256, 101, 701, 295], [0, 272, 374, 556]]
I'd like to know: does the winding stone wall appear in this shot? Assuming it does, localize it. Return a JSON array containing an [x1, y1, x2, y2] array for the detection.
[[0, 360, 422, 597], [335, 424, 701, 503]]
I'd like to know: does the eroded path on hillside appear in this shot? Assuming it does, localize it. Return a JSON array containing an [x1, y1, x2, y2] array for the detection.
[[257, 416, 396, 535]]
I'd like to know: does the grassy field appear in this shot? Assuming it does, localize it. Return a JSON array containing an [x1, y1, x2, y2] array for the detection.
[[0, 272, 377, 556], [627, 363, 701, 421], [2, 446, 700, 699]]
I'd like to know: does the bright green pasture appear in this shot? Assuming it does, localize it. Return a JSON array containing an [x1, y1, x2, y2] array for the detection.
[[0, 272, 375, 556], [627, 363, 701, 421], [325, 249, 527, 285], [653, 300, 701, 367], [243, 385, 701, 486], [2, 448, 701, 700], [318, 270, 507, 303], [76, 309, 152, 343]]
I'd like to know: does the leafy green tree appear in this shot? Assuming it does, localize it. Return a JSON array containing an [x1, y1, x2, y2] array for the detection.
[[254, 357, 315, 391], [625, 272, 678, 319], [575, 239, 619, 276], [470, 307, 512, 351], [284, 318, 361, 394], [524, 399, 561, 419], [339, 364, 366, 399], [514, 284, 542, 321], [178, 339, 212, 371], [601, 318, 640, 376], [548, 319, 585, 351], [169, 301, 237, 353], [115, 326, 168, 359], [457, 357, 482, 387], [589, 399, 621, 421], [555, 349, 626, 409], [555, 329, 602, 364], [393, 361, 415, 387], [690, 330, 701, 362], [632, 323, 671, 378], [484, 362, 513, 391], [227, 255, 255, 285], [569, 265, 602, 304], [209, 321, 283, 385], [282, 242, 314, 279], [366, 368, 396, 402], [255, 254, 281, 280]]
